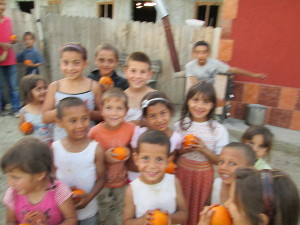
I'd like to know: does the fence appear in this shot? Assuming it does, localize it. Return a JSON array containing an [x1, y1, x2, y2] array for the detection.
[[10, 9, 222, 104]]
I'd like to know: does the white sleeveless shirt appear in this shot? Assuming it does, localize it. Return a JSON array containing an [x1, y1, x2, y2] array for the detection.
[[131, 174, 177, 218], [52, 140, 98, 220]]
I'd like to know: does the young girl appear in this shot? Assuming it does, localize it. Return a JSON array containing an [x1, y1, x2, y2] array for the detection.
[[19, 74, 53, 145], [87, 43, 128, 90], [198, 167, 300, 225], [124, 52, 156, 123], [211, 142, 256, 205], [42, 43, 102, 141], [128, 91, 182, 181], [241, 125, 273, 170], [174, 81, 229, 225], [1, 137, 77, 225]]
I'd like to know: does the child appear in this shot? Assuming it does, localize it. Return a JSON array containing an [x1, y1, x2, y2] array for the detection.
[[128, 91, 182, 181], [19, 74, 53, 145], [185, 41, 266, 90], [1, 137, 77, 225], [124, 52, 156, 122], [88, 88, 135, 225], [241, 125, 273, 170], [42, 42, 102, 141], [17, 31, 45, 75], [211, 142, 256, 205], [174, 81, 229, 225], [123, 130, 187, 225], [87, 43, 128, 90], [52, 97, 105, 224], [198, 167, 300, 225]]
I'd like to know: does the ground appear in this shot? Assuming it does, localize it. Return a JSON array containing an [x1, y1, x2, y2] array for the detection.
[[0, 116, 299, 224]]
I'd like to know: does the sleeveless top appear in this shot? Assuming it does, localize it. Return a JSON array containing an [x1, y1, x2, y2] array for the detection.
[[20, 107, 53, 144], [211, 177, 222, 204], [53, 80, 96, 141], [3, 180, 71, 225], [52, 140, 98, 220], [125, 108, 142, 121], [131, 174, 177, 218]]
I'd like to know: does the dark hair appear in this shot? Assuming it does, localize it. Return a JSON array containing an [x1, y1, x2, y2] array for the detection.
[[193, 41, 210, 51], [60, 42, 87, 60], [137, 130, 170, 155], [20, 74, 47, 103], [241, 126, 273, 153], [234, 168, 300, 225], [1, 137, 52, 175], [57, 97, 87, 119], [126, 52, 151, 69], [94, 43, 119, 59], [101, 87, 128, 108], [141, 91, 174, 117], [179, 81, 216, 130], [23, 31, 36, 40], [224, 142, 256, 166]]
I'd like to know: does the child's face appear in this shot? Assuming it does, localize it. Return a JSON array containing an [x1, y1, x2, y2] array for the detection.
[[187, 92, 214, 122], [244, 134, 268, 159], [24, 35, 34, 48], [145, 103, 171, 133], [60, 51, 87, 80], [124, 61, 152, 89], [30, 80, 47, 103], [5, 168, 42, 195], [94, 49, 119, 77], [58, 105, 90, 140], [193, 45, 210, 66], [101, 97, 127, 129], [217, 147, 249, 185], [134, 143, 170, 185]]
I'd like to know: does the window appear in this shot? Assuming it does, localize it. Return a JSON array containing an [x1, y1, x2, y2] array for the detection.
[[47, 0, 61, 14], [17, 1, 34, 14], [98, 2, 113, 18], [195, 2, 221, 27], [132, 1, 157, 23]]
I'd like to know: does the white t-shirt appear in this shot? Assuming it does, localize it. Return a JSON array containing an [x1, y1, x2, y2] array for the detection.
[[211, 177, 222, 204]]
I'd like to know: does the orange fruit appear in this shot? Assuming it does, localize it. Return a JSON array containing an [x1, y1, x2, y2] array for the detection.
[[182, 134, 199, 147], [165, 161, 176, 174], [20, 122, 34, 133], [72, 188, 85, 203], [10, 34, 17, 41], [24, 59, 32, 65], [99, 76, 113, 85], [112, 147, 128, 160], [210, 205, 232, 225], [149, 210, 168, 225]]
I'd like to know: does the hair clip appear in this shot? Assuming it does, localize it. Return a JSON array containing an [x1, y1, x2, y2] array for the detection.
[[141, 98, 167, 109]]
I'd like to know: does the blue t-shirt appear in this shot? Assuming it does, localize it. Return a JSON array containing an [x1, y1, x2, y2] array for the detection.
[[17, 47, 44, 75]]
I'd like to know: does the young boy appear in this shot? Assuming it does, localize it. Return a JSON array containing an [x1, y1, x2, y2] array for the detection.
[[123, 130, 187, 225], [88, 88, 136, 225], [52, 97, 105, 225], [185, 41, 266, 90], [17, 31, 44, 75], [87, 43, 128, 90], [124, 52, 156, 122]]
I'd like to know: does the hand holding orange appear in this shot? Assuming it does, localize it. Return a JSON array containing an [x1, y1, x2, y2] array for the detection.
[[72, 188, 85, 203], [24, 59, 33, 66], [10, 34, 17, 42], [210, 205, 232, 225], [99, 76, 113, 85], [112, 147, 129, 160], [20, 122, 34, 133], [182, 134, 199, 147], [148, 210, 168, 225], [165, 161, 176, 174]]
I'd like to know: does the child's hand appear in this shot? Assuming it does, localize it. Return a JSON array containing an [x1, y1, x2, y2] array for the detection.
[[197, 205, 216, 225], [190, 138, 208, 154], [104, 147, 123, 164], [253, 73, 267, 79], [143, 210, 155, 225], [70, 186, 90, 210], [100, 83, 114, 91]]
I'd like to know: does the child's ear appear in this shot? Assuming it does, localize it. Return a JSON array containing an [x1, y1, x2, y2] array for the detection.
[[168, 155, 174, 163], [34, 171, 47, 182], [123, 66, 128, 78], [132, 152, 138, 165], [259, 213, 269, 225], [147, 70, 153, 79], [55, 117, 64, 128]]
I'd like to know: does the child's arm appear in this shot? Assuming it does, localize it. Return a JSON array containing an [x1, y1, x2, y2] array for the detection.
[[169, 177, 188, 224], [58, 197, 77, 225], [228, 67, 266, 79], [6, 207, 17, 225], [74, 144, 106, 209], [42, 81, 58, 124], [126, 147, 138, 172], [190, 139, 219, 164], [90, 80, 103, 121]]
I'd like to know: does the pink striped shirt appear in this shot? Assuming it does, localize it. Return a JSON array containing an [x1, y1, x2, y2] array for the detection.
[[0, 16, 16, 66]]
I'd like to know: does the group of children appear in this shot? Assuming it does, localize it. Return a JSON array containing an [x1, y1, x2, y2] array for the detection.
[[1, 40, 299, 225]]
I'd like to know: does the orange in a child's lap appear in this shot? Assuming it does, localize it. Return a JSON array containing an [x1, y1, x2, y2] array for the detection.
[[112, 147, 128, 160], [182, 134, 199, 147], [20, 122, 33, 133], [149, 210, 168, 225], [210, 205, 232, 225]]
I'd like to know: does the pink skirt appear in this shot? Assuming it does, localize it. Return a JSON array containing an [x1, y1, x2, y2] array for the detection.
[[175, 156, 214, 225]]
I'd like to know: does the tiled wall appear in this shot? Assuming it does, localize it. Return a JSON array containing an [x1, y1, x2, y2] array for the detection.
[[230, 81, 300, 131]]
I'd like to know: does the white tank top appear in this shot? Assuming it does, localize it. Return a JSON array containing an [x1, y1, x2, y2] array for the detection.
[[52, 140, 98, 220], [131, 174, 177, 218]]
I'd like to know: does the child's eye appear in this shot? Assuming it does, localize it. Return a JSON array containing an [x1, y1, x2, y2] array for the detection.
[[142, 156, 148, 160], [217, 160, 224, 165], [229, 162, 237, 166], [156, 158, 163, 162]]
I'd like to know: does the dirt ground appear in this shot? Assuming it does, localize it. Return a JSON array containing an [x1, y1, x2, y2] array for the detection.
[[0, 116, 300, 224]]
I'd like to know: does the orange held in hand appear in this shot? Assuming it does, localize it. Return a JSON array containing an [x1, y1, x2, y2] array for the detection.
[[24, 59, 32, 66], [210, 205, 232, 225], [20, 122, 34, 133], [149, 210, 168, 225], [10, 34, 17, 41], [99, 76, 113, 85], [72, 188, 85, 203], [165, 161, 176, 174], [182, 134, 199, 147], [112, 147, 128, 160]]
